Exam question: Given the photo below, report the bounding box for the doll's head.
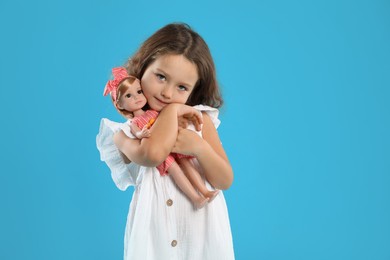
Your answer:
[104,67,146,118]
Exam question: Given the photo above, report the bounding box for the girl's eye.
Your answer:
[125,94,132,98]
[156,73,166,81]
[137,90,143,94]
[178,85,188,91]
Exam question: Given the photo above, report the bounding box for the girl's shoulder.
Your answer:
[96,118,141,190]
[98,118,127,131]
[193,105,221,129]
[98,118,135,139]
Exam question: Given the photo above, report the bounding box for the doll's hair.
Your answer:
[125,23,223,108]
[113,77,139,119]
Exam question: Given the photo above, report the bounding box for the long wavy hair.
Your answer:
[125,23,223,108]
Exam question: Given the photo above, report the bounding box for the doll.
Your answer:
[103,67,219,208]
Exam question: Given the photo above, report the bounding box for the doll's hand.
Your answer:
[172,128,203,156]
[135,126,151,139]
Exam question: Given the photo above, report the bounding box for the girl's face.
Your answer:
[141,54,199,111]
[117,79,147,112]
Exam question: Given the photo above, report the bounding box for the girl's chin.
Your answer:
[149,104,164,111]
[150,101,168,111]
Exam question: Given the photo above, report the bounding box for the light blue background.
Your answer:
[1,0,389,259]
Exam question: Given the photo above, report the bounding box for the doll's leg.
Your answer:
[168,161,209,208]
[177,158,220,202]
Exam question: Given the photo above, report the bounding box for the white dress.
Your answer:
[96,105,235,260]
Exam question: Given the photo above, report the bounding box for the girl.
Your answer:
[97,23,234,259]
[103,66,219,208]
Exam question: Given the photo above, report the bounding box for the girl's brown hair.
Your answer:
[125,23,223,108]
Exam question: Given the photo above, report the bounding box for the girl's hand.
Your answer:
[172,128,203,156]
[178,116,196,129]
[175,104,203,131]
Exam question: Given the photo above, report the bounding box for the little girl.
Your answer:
[97,23,234,259]
[103,66,219,208]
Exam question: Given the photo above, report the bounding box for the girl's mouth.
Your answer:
[155,97,169,106]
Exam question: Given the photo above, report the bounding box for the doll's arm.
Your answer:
[130,121,151,139]
[173,113,233,190]
[114,104,203,167]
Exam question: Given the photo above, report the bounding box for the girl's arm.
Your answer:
[113,104,202,167]
[173,113,233,190]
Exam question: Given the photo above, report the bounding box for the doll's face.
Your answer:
[117,79,147,112]
[140,54,199,111]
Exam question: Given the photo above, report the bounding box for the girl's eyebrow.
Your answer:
[155,68,166,74]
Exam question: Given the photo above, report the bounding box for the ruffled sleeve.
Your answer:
[96,118,142,191]
[193,105,221,129]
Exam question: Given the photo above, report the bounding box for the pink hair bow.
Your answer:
[103,67,131,101]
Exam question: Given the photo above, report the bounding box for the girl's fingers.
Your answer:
[188,111,203,131]
[176,105,203,131]
[178,117,189,128]
[191,117,202,131]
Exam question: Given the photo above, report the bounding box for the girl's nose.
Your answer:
[161,85,173,99]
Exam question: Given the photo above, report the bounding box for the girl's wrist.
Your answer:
[161,103,181,116]
[164,103,178,109]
